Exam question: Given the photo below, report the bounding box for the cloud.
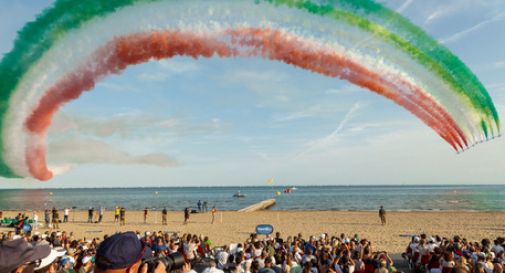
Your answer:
[96,82,138,92]
[48,138,178,167]
[217,69,289,94]
[441,11,505,44]
[158,59,200,73]
[495,61,505,69]
[396,0,414,13]
[50,112,223,139]
[137,58,201,82]
[294,103,361,158]
[137,72,170,82]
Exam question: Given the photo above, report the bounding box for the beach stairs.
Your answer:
[238,199,276,212]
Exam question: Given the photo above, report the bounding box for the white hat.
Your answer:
[12,235,22,240]
[56,232,62,236]
[35,248,66,270]
[414,237,420,242]
[146,231,151,236]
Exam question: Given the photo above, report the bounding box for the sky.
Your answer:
[0,0,504,188]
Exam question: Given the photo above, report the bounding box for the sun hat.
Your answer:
[35,247,67,270]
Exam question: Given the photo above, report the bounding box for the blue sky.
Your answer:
[0,0,504,188]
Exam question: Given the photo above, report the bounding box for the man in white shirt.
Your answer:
[64,208,70,223]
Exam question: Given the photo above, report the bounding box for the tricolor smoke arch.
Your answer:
[0,0,499,181]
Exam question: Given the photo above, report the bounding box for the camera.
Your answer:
[143,252,185,273]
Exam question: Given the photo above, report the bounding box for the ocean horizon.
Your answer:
[1,184,504,211]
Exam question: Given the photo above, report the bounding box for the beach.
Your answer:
[2,210,504,253]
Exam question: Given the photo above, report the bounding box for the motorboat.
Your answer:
[233,191,246,198]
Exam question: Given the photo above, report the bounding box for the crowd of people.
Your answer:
[402,234,505,273]
[3,217,505,273]
[0,204,220,231]
[0,227,403,273]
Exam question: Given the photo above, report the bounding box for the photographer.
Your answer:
[93,232,185,273]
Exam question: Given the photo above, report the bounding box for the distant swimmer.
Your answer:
[379,205,386,226]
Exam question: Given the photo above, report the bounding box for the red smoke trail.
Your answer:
[25,29,464,180]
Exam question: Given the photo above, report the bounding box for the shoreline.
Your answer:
[1,209,504,212]
[2,210,504,253]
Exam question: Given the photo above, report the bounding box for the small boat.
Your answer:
[233,191,246,198]
[283,186,297,193]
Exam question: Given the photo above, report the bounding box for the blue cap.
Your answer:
[95,232,152,270]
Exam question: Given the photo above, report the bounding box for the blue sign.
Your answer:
[256,224,273,234]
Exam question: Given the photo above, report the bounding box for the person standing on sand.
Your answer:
[32,211,38,230]
[198,200,202,212]
[87,207,94,223]
[379,205,386,225]
[162,207,168,225]
[184,207,190,224]
[211,206,217,224]
[44,209,50,228]
[98,206,104,223]
[120,207,126,226]
[52,207,60,229]
[114,206,120,222]
[203,201,208,212]
[144,207,148,224]
[63,208,69,223]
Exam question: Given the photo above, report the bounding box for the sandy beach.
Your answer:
[2,210,505,253]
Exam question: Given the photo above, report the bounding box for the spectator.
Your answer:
[0,238,51,273]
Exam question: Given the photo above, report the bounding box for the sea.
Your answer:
[0,185,504,211]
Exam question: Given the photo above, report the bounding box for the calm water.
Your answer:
[0,185,504,211]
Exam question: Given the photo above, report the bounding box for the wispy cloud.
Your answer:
[96,82,138,92]
[217,69,290,96]
[137,59,201,82]
[50,112,224,139]
[294,103,361,158]
[48,138,178,167]
[396,0,414,13]
[441,11,505,44]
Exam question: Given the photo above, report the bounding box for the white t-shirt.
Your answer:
[217,251,230,269]
[64,209,69,216]
[185,243,197,260]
